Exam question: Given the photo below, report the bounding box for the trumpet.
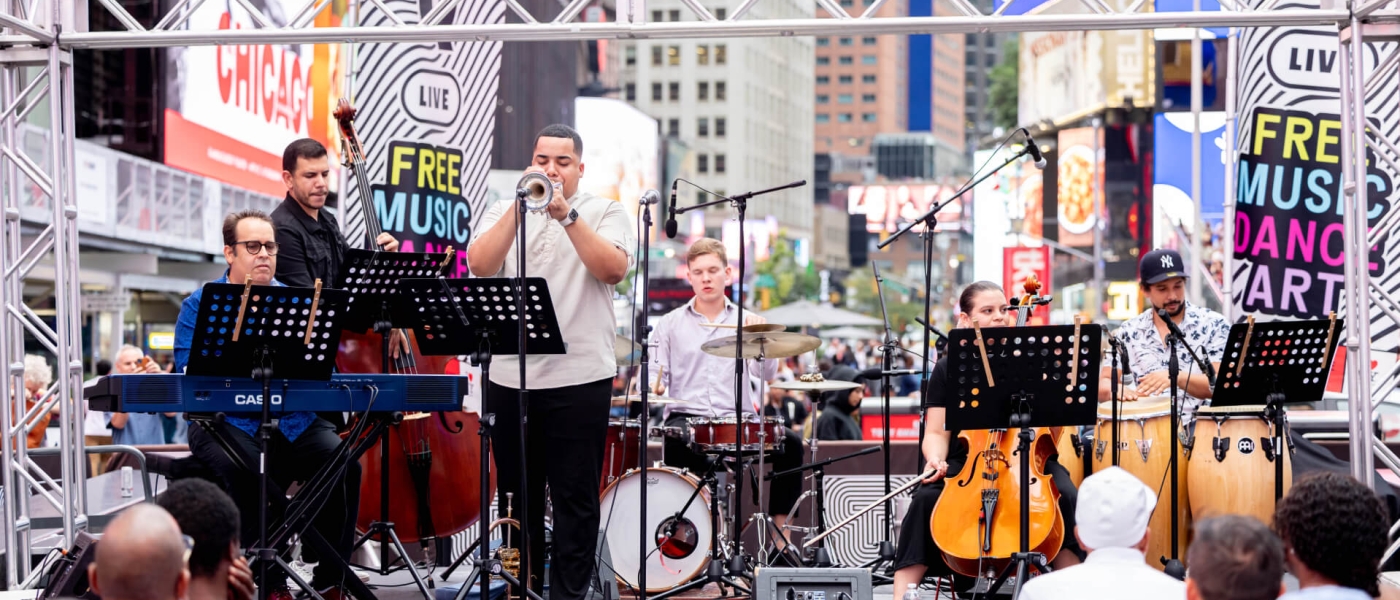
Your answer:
[516,172,555,212]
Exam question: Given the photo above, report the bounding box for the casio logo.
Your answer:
[233,394,283,406]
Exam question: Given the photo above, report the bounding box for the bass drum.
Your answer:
[598,468,711,592]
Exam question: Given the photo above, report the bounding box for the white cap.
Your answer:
[1075,466,1156,550]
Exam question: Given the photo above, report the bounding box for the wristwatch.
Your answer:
[559,208,579,227]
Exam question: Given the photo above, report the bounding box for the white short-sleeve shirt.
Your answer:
[470,191,635,390]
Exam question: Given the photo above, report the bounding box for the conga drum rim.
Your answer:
[1097,396,1173,419]
[1195,404,1269,417]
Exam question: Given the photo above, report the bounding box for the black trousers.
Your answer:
[486,378,611,600]
[662,413,804,517]
[892,454,1082,576]
[188,416,361,590]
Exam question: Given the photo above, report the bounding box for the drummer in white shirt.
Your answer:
[650,237,803,552]
[1019,466,1186,599]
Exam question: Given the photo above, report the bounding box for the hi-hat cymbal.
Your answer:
[615,335,642,366]
[612,395,684,405]
[699,322,788,334]
[771,379,862,392]
[700,331,821,360]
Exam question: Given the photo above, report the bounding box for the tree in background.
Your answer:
[841,266,935,334]
[989,37,1020,131]
[754,236,821,309]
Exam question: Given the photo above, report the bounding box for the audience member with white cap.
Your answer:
[1018,466,1186,600]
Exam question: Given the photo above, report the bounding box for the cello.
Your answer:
[332,100,494,558]
[929,276,1064,577]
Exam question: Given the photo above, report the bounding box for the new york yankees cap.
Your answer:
[1139,248,1188,285]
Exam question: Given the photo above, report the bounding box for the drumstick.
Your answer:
[700,323,738,329]
[804,468,936,547]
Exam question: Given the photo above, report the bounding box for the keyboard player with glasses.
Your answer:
[172,209,360,599]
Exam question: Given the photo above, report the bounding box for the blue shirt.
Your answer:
[1280,586,1373,600]
[174,272,315,442]
[108,412,168,446]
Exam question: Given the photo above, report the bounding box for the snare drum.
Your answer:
[686,415,784,454]
[1188,405,1291,524]
[599,467,712,592]
[601,419,643,492]
[1092,397,1191,570]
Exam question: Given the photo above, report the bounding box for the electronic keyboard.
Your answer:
[84,373,467,414]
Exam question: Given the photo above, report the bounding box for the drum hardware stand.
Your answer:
[672,178,807,582]
[860,264,901,584]
[652,459,751,599]
[770,443,881,567]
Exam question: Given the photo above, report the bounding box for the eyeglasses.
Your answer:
[233,241,279,256]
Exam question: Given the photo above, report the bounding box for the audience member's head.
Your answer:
[1186,515,1285,600]
[1275,472,1389,596]
[95,359,112,377]
[23,353,51,397]
[88,504,189,600]
[157,480,241,587]
[1074,466,1155,554]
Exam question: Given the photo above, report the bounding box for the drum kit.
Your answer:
[598,324,867,594]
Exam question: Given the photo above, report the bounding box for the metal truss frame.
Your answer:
[3,0,1400,585]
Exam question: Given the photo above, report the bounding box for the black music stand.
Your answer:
[397,276,565,600]
[187,281,353,600]
[1212,315,1343,503]
[946,322,1100,598]
[336,249,449,598]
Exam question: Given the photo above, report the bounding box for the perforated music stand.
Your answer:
[396,277,567,357]
[945,322,1100,598]
[397,276,564,600]
[1211,315,1343,502]
[185,282,349,381]
[337,248,451,334]
[186,281,351,600]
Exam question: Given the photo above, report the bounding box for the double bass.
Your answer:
[929,276,1064,577]
[332,100,494,555]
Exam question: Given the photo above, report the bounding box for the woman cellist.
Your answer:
[891,281,1112,593]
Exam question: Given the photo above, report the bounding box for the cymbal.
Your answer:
[700,331,821,360]
[612,395,684,405]
[699,322,788,334]
[771,379,862,392]
[615,335,642,366]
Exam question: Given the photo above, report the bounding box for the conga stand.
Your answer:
[186,280,354,600]
[338,248,449,599]
[397,276,566,600]
[945,320,1100,599]
[1212,315,1343,505]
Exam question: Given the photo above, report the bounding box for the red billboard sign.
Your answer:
[1003,246,1052,325]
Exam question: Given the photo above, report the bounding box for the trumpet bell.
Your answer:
[517,172,554,212]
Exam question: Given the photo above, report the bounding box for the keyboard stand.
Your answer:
[187,411,389,600]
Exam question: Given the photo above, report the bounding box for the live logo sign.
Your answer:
[1003,246,1052,325]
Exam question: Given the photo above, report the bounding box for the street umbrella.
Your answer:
[759,300,883,328]
[818,326,882,341]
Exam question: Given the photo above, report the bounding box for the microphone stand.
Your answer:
[634,190,660,599]
[861,263,898,582]
[673,179,805,581]
[1163,328,1186,580]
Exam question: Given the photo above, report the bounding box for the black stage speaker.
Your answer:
[753,567,871,600]
[39,531,99,600]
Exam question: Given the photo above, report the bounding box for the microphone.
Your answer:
[858,367,919,379]
[640,189,661,205]
[664,180,679,239]
[1156,308,1217,382]
[1022,129,1048,169]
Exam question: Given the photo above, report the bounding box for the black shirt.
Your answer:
[816,409,862,441]
[921,357,969,472]
[271,195,352,289]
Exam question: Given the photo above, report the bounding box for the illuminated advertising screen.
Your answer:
[574,97,660,217]
[847,183,964,234]
[164,1,344,197]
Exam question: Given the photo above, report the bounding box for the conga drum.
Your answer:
[1092,397,1191,569]
[1188,405,1291,525]
[1054,427,1086,488]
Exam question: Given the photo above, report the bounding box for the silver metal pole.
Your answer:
[1221,26,1237,321]
[1340,21,1376,486]
[60,43,87,528]
[1092,118,1104,320]
[1189,16,1204,307]
[47,35,76,546]
[0,56,23,590]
